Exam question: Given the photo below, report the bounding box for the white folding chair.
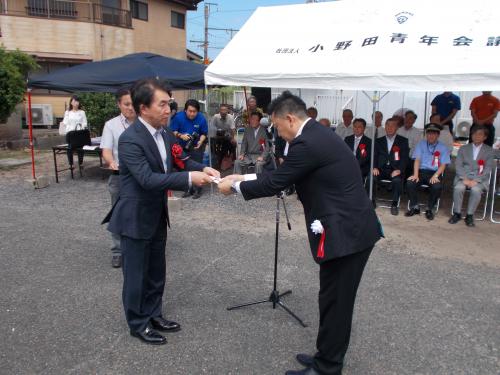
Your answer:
[490,159,500,223]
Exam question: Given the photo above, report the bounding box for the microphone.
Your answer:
[260,117,274,139]
[259,116,271,128]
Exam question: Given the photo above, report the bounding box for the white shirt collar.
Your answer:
[139,116,161,137]
[355,135,363,140]
[472,143,483,150]
[295,117,311,139]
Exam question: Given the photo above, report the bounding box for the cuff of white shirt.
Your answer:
[234,173,257,194]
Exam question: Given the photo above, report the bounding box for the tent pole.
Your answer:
[206,85,214,195]
[363,90,379,201]
[423,91,429,125]
[243,86,250,125]
[27,89,36,181]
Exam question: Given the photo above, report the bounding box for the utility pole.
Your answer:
[203,2,217,64]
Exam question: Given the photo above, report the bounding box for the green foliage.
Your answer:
[0,47,38,123]
[78,92,119,135]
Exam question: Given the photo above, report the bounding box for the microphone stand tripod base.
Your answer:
[227,289,307,327]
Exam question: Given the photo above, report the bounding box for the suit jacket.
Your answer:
[240,119,382,264]
[374,135,409,173]
[344,134,372,177]
[103,119,204,240]
[454,143,495,189]
[241,126,270,160]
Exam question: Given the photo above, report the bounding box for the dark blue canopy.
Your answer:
[28,52,206,92]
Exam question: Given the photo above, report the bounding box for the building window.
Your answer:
[130,0,148,21]
[171,11,185,29]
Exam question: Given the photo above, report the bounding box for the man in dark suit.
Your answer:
[219,91,382,375]
[372,118,410,215]
[344,117,371,186]
[103,79,218,345]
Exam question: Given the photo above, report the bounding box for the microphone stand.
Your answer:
[227,126,307,327]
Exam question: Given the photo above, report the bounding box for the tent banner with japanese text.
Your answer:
[205,0,500,91]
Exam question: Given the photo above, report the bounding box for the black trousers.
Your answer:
[313,246,373,375]
[66,147,84,166]
[406,169,442,210]
[373,168,402,203]
[121,218,167,333]
[469,123,495,146]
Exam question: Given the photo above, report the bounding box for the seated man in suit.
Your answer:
[372,117,410,216]
[344,118,371,187]
[234,111,270,174]
[406,123,451,220]
[449,125,495,227]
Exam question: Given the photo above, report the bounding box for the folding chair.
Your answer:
[375,178,401,209]
[407,172,444,213]
[451,172,492,221]
[490,159,500,223]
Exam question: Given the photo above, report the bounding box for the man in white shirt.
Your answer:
[366,110,386,139]
[210,104,236,169]
[100,88,136,268]
[397,110,423,177]
[334,108,354,140]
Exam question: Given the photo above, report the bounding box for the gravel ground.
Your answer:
[0,164,499,375]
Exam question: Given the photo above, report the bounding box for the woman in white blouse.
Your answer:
[61,95,87,166]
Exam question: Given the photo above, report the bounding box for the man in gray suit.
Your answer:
[234,111,270,174]
[449,125,494,227]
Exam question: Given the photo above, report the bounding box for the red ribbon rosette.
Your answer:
[259,138,266,152]
[392,145,400,161]
[171,143,189,169]
[478,159,485,175]
[432,150,441,167]
[359,143,367,157]
[311,220,325,259]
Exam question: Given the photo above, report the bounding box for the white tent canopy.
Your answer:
[205,0,500,91]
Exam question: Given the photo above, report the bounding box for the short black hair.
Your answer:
[471,124,489,137]
[131,78,171,115]
[386,117,399,125]
[250,110,263,120]
[184,99,200,112]
[268,90,307,118]
[405,110,417,120]
[372,110,383,118]
[307,107,318,116]
[115,88,131,102]
[353,118,367,127]
[343,108,353,116]
[69,95,81,110]
[219,103,229,109]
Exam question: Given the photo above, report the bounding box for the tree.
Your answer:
[0,47,38,123]
[78,92,119,135]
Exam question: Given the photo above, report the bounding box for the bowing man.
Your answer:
[219,91,382,375]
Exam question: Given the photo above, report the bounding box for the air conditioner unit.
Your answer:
[26,104,54,126]
[455,118,472,140]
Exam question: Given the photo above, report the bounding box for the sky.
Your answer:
[186,0,330,60]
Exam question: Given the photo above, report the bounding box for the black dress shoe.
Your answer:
[405,207,420,217]
[151,317,181,332]
[285,367,320,375]
[192,191,202,199]
[181,191,192,198]
[296,353,314,367]
[130,327,166,345]
[425,210,434,220]
[448,213,461,224]
[465,214,475,227]
[390,204,399,216]
[111,254,121,268]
